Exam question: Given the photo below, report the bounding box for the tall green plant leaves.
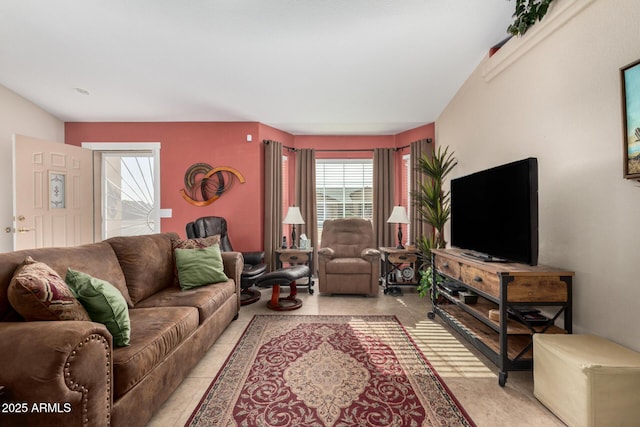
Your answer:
[412,146,457,296]
[417,146,457,182]
[413,145,457,250]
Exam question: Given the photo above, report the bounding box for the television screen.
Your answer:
[450,157,538,265]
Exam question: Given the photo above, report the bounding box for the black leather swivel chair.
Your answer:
[186,216,267,305]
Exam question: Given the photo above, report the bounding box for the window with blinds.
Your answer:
[315,159,373,238]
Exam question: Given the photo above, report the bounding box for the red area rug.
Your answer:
[186,315,474,426]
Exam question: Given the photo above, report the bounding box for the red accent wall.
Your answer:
[64,121,434,250]
[395,123,435,146]
[395,123,435,204]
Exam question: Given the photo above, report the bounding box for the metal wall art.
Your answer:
[181,163,245,206]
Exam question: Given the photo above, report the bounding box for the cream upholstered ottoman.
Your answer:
[533,334,640,427]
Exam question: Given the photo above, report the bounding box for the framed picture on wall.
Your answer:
[621,58,640,180]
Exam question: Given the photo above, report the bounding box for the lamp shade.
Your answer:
[386,206,410,224]
[283,206,305,224]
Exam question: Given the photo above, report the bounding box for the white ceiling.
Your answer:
[0,0,514,135]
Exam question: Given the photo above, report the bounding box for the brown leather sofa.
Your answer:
[317,218,381,296]
[0,232,242,427]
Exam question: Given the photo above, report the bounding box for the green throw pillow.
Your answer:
[65,268,131,347]
[174,244,228,291]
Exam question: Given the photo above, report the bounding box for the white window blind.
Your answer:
[315,159,373,237]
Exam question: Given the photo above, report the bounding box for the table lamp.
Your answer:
[386,206,410,249]
[283,206,305,248]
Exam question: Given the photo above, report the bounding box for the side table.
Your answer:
[275,248,315,294]
[379,247,420,295]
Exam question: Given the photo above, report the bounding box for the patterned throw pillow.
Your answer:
[8,256,91,321]
[171,235,221,285]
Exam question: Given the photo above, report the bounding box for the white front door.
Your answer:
[12,134,94,250]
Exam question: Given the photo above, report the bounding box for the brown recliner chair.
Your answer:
[317,218,381,296]
[186,216,267,305]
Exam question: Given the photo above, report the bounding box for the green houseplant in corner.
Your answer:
[413,146,457,297]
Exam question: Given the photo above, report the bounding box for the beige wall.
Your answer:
[436,0,640,350]
[0,84,64,252]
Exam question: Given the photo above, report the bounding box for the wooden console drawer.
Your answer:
[507,276,569,303]
[388,253,418,264]
[460,265,500,298]
[434,256,461,280]
[279,252,310,265]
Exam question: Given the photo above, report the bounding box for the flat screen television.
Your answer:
[450,157,538,265]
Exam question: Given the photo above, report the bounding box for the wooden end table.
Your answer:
[379,247,420,295]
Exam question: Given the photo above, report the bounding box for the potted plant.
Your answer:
[412,146,457,297]
[508,0,555,36]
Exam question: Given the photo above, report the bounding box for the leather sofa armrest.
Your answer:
[361,248,381,262]
[242,251,265,265]
[221,251,243,309]
[0,321,112,426]
[317,247,335,260]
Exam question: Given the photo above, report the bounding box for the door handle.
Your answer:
[4,227,33,233]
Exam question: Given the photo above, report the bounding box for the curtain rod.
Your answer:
[317,145,418,152]
[262,143,373,153]
[395,138,432,151]
[315,148,373,152]
[263,138,431,152]
[262,140,296,151]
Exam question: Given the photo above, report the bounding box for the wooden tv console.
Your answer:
[429,248,574,386]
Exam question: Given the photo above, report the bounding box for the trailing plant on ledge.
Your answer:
[508,0,555,36]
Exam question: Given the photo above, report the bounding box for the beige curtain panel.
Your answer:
[295,149,318,250]
[373,148,395,248]
[410,139,433,245]
[263,140,283,270]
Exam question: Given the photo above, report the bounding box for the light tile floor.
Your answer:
[147,286,565,427]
